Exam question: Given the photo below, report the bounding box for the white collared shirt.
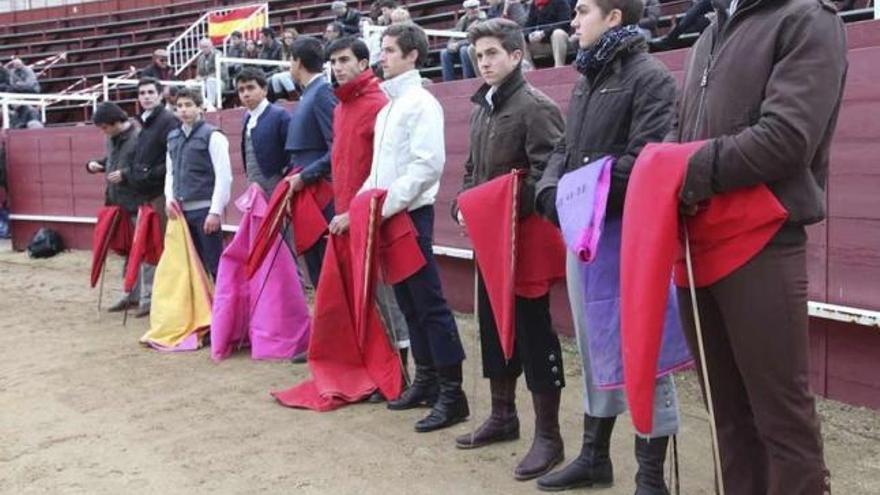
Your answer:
[164,120,233,216]
[245,98,270,136]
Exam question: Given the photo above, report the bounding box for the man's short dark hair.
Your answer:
[166,85,180,97]
[235,67,268,88]
[137,77,163,93]
[93,102,129,125]
[261,27,276,38]
[326,36,371,62]
[290,36,325,73]
[382,23,429,67]
[176,87,204,107]
[467,18,525,53]
[231,30,243,39]
[593,0,646,26]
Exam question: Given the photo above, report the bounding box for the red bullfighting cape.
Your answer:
[620,141,787,434]
[123,204,163,293]
[271,190,424,411]
[246,175,333,278]
[90,206,132,287]
[211,185,311,361]
[457,170,566,360]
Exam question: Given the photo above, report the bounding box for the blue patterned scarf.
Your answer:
[575,25,643,77]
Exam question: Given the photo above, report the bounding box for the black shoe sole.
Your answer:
[536,480,613,492]
[413,414,468,433]
[454,429,520,450]
[513,452,565,481]
[386,396,438,411]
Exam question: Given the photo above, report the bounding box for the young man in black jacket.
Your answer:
[127,77,179,317]
[535,0,680,493]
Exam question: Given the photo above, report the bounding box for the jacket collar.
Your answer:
[380,69,422,100]
[112,121,137,144]
[335,70,381,103]
[586,35,647,85]
[471,67,526,111]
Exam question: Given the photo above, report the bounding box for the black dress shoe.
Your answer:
[107,299,137,313]
[387,364,438,410]
[290,350,308,364]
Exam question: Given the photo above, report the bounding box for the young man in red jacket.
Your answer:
[326,37,412,391]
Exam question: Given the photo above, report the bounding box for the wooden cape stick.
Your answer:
[683,223,725,495]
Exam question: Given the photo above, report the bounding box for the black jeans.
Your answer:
[183,207,223,280]
[302,201,334,287]
[392,206,465,368]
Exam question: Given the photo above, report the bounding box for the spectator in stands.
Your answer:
[9,105,43,129]
[86,102,146,312]
[534,0,680,491]
[331,1,362,35]
[440,0,487,82]
[118,77,179,318]
[652,0,712,49]
[487,0,529,26]
[324,22,344,47]
[226,31,247,86]
[389,7,412,24]
[638,0,661,40]
[260,27,284,68]
[5,58,40,94]
[243,38,262,69]
[268,29,301,101]
[164,88,232,280]
[195,38,220,111]
[374,0,400,26]
[523,0,573,68]
[236,67,291,197]
[164,85,179,112]
[284,36,338,287]
[142,49,173,81]
[0,65,11,92]
[452,18,567,480]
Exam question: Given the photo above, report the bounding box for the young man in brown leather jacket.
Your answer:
[671,0,847,493]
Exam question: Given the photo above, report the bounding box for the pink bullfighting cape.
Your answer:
[457,170,566,361]
[211,184,311,361]
[621,141,788,435]
[272,189,424,411]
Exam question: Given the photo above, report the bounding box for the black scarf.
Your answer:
[575,25,643,77]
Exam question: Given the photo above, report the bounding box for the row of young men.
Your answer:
[87,0,846,492]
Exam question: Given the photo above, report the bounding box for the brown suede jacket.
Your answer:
[673,0,848,228]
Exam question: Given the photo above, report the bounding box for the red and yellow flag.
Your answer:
[208,6,265,45]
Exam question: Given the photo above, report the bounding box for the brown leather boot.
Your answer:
[455,376,520,449]
[514,389,564,480]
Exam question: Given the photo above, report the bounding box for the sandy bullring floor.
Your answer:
[1,242,878,494]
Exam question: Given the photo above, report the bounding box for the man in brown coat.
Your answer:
[452,18,567,481]
[671,0,847,493]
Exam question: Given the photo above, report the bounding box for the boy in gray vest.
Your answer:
[163,89,233,279]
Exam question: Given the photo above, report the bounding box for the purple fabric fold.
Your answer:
[211,184,312,362]
[556,156,613,263]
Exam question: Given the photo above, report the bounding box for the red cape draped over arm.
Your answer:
[457,171,566,361]
[620,142,787,434]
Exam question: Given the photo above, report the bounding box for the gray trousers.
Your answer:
[375,282,410,349]
[566,252,680,438]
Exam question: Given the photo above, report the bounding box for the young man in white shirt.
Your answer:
[355,23,469,433]
[164,88,233,280]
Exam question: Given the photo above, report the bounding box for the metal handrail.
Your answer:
[212,56,332,109]
[100,76,205,102]
[0,91,99,129]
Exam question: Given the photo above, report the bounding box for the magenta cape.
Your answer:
[211,184,311,361]
[621,142,787,434]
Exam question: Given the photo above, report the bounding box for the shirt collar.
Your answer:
[248,98,270,120]
[380,69,422,100]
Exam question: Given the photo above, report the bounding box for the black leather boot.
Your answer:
[634,436,670,495]
[387,364,438,410]
[414,365,469,433]
[514,389,564,480]
[455,376,519,449]
[536,414,615,491]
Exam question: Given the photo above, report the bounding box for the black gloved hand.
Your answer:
[536,187,559,227]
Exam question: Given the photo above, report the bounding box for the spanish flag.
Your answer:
[208,6,266,46]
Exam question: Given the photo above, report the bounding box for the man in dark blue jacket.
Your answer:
[236,68,291,196]
[284,36,338,288]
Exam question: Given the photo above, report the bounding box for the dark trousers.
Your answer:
[303,202,334,287]
[677,243,829,495]
[183,207,223,280]
[392,206,465,368]
[477,275,564,393]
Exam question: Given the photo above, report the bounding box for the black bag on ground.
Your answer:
[27,227,64,258]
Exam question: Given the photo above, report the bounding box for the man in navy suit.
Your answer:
[236,68,291,197]
[285,36,338,288]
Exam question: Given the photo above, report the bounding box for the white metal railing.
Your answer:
[0,91,99,129]
[875,1,878,20]
[211,56,331,110]
[100,76,204,102]
[166,3,269,77]
[362,24,467,64]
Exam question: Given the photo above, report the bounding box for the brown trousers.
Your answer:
[676,243,830,495]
